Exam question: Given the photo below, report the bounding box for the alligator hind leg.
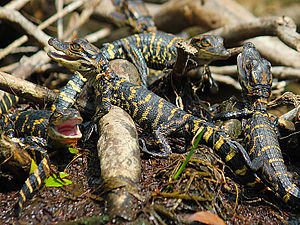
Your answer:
[147,117,193,157]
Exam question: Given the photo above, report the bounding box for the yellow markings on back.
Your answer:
[152,98,164,128]
[21,114,30,132]
[1,98,8,112]
[137,105,152,124]
[38,129,42,137]
[259,145,280,154]
[149,32,156,56]
[251,124,269,133]
[138,93,152,105]
[134,34,141,48]
[203,126,213,143]
[285,184,296,193]
[32,118,45,127]
[58,92,74,104]
[120,91,126,101]
[155,38,163,58]
[167,37,180,49]
[33,166,42,186]
[182,113,190,121]
[25,179,34,193]
[68,80,82,93]
[167,108,179,121]
[249,134,264,155]
[225,148,237,162]
[191,121,200,134]
[268,158,284,164]
[234,165,248,176]
[124,100,131,113]
[42,158,50,176]
[102,97,111,103]
[96,72,106,81]
[127,87,137,100]
[131,101,139,118]
[20,189,26,202]
[214,136,224,150]
[283,193,291,202]
[106,44,115,59]
[124,38,139,60]
[7,94,15,105]
[246,177,261,187]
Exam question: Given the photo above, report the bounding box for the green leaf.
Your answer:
[68,147,79,154]
[29,159,38,174]
[45,172,72,187]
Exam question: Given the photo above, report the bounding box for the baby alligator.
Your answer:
[100,32,230,86]
[48,37,265,190]
[1,108,82,215]
[214,42,300,208]
[112,0,157,33]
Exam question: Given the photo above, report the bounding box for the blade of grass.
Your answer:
[167,127,205,188]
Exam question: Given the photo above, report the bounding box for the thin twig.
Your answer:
[4,0,30,10]
[85,28,111,43]
[0,7,50,46]
[62,0,103,40]
[211,73,241,90]
[56,0,64,39]
[0,1,84,60]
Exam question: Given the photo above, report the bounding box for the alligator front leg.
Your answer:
[121,42,148,87]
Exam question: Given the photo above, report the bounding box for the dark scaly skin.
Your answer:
[48,37,266,191]
[0,108,83,216]
[51,71,87,111]
[12,138,51,217]
[0,92,18,115]
[112,0,157,33]
[101,32,230,86]
[214,42,300,208]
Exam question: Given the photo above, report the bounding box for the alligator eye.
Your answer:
[70,43,81,51]
[245,62,252,72]
[200,39,210,47]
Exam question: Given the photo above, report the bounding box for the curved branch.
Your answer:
[205,16,300,51]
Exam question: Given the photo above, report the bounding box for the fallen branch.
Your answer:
[96,59,141,221]
[205,16,300,51]
[153,0,300,68]
[0,134,32,184]
[0,71,57,104]
[210,65,300,80]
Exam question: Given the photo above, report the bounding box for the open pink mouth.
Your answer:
[48,52,80,61]
[55,119,82,137]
